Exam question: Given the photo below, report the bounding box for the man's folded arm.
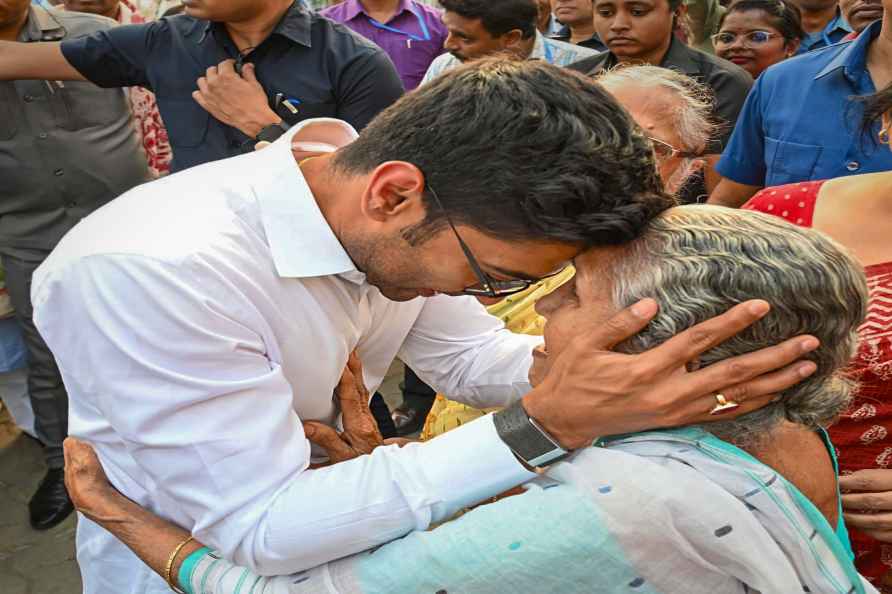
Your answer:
[398,294,542,410]
[33,255,534,576]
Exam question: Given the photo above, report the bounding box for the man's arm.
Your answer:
[710,75,768,204]
[0,41,85,81]
[709,177,763,207]
[398,295,541,410]
[34,255,535,576]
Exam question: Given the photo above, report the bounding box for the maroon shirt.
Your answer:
[321,0,447,90]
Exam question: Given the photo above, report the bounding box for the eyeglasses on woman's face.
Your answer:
[648,137,698,161]
[711,30,781,48]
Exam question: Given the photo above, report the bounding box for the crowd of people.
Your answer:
[1,0,891,592]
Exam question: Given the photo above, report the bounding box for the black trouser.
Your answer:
[401,367,436,417]
[369,392,396,438]
[2,251,67,470]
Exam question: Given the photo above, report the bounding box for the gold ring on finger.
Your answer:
[709,393,740,416]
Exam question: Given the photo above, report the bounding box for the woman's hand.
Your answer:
[304,352,412,465]
[840,469,892,542]
[63,437,117,522]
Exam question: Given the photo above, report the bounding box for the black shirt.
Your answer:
[567,36,753,151]
[60,2,404,172]
[550,26,607,52]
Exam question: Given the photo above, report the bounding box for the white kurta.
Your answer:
[32,120,539,594]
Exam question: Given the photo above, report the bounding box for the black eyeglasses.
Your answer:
[426,185,562,298]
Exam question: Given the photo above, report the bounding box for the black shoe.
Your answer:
[29,468,74,531]
[391,404,425,437]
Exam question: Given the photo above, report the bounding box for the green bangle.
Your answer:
[177,546,212,594]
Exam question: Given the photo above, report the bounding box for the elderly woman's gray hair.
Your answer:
[597,65,715,157]
[607,206,869,447]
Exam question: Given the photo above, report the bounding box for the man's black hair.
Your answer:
[334,59,672,248]
[719,0,805,41]
[439,0,538,40]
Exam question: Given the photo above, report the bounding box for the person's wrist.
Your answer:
[245,109,282,138]
[74,484,127,523]
[521,388,578,451]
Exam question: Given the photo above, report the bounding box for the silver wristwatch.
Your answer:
[493,400,570,468]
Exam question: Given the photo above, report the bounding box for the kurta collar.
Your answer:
[253,119,363,282]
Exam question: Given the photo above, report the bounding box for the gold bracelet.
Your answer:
[164,535,195,594]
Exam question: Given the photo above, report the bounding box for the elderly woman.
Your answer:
[598,65,714,204]
[423,67,718,439]
[64,205,877,593]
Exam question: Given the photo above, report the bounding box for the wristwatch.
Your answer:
[255,120,289,144]
[493,400,570,468]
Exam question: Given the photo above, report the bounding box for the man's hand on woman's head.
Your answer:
[304,352,412,466]
[522,298,820,450]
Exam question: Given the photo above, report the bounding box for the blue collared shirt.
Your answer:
[60,2,404,173]
[717,20,892,188]
[797,9,853,54]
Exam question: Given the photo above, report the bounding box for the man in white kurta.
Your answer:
[33,120,541,594]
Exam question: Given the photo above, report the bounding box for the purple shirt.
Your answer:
[321,0,447,90]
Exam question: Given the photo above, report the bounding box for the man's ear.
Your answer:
[360,161,427,224]
[501,29,526,54]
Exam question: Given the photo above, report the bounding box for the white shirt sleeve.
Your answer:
[398,294,542,410]
[32,255,535,576]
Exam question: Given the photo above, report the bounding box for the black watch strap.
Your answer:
[493,400,569,468]
[255,121,289,143]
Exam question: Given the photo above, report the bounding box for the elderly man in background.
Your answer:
[0,0,149,530]
[421,0,597,84]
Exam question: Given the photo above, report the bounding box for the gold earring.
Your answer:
[879,126,891,145]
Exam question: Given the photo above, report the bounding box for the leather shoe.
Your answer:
[29,468,74,531]
[391,404,424,437]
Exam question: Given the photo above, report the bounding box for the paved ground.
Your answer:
[0,361,406,594]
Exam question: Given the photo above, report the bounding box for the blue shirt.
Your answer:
[797,9,853,54]
[717,20,892,188]
[60,2,404,172]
